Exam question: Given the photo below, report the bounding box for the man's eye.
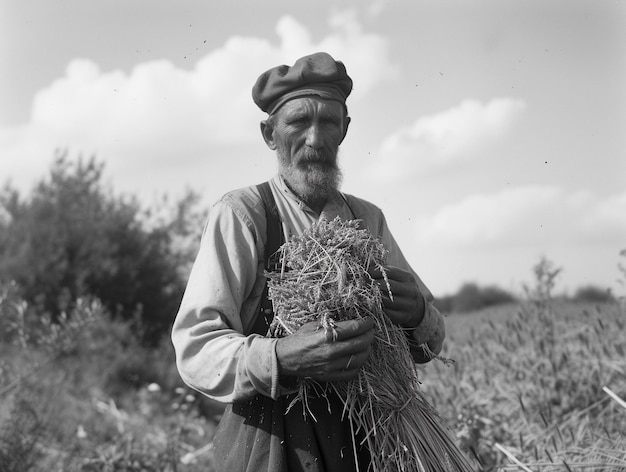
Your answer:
[287,118,307,126]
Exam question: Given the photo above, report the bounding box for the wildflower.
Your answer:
[76,424,87,439]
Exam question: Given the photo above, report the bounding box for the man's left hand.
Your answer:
[368,265,425,328]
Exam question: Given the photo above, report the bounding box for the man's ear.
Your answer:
[339,116,351,145]
[260,120,277,150]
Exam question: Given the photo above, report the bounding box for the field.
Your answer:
[419,299,626,470]
[1,284,625,471]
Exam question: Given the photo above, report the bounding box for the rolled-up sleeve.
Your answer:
[171,198,291,403]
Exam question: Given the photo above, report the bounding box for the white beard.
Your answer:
[278,149,343,205]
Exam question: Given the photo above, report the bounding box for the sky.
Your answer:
[1,0,625,298]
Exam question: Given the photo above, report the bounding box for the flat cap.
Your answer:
[252,52,353,114]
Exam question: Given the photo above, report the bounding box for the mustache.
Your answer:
[298,149,337,165]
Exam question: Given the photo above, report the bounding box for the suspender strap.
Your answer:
[250,183,355,336]
[257,181,283,270]
[339,192,357,220]
[248,181,284,336]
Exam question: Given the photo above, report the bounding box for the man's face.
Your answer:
[266,97,349,204]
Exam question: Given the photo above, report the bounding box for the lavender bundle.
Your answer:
[266,216,476,472]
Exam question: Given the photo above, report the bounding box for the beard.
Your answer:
[278,148,343,205]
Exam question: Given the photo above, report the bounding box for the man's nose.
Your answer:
[305,124,323,149]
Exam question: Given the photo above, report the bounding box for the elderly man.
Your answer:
[172,52,445,472]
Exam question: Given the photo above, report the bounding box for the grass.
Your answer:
[0,290,222,471]
[418,299,626,470]
[1,253,625,470]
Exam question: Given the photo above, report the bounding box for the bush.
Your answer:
[572,285,615,303]
[434,282,517,314]
[0,284,218,471]
[0,398,43,472]
[0,152,204,343]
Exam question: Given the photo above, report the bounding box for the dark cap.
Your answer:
[252,52,353,114]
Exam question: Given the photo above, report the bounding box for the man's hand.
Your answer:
[369,265,446,360]
[368,266,425,328]
[275,318,375,382]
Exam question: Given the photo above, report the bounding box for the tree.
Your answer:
[434,282,517,313]
[572,285,615,303]
[0,151,193,343]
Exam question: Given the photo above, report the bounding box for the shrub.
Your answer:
[572,285,615,303]
[0,398,44,472]
[1,284,218,471]
[0,152,204,343]
[434,283,516,314]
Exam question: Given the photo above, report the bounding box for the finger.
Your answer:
[339,348,372,372]
[367,265,384,279]
[382,307,414,326]
[428,336,444,356]
[293,320,325,335]
[322,348,372,381]
[382,278,417,296]
[323,323,375,362]
[345,354,356,370]
[331,317,375,342]
[383,266,414,282]
[368,265,412,283]
[380,292,416,311]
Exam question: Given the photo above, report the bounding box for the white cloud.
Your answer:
[365,0,389,18]
[364,98,526,182]
[321,9,398,93]
[414,186,626,248]
[0,12,394,200]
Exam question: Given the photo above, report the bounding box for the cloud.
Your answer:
[365,0,389,18]
[413,186,626,248]
[0,12,394,199]
[320,10,399,93]
[363,98,526,182]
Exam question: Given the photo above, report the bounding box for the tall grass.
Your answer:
[418,257,626,470]
[0,284,220,471]
[1,253,624,470]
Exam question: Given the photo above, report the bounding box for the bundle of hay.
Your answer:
[266,216,476,472]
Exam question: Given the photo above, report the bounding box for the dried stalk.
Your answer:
[267,217,476,472]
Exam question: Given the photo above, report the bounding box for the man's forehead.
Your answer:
[277,97,344,116]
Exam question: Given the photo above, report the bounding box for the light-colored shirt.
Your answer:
[172,175,435,403]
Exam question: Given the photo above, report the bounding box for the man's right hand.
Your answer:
[275,317,375,382]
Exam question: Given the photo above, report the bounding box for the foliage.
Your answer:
[0,151,205,343]
[0,398,44,472]
[617,249,626,311]
[523,256,562,309]
[1,166,624,472]
[572,285,615,303]
[419,257,626,471]
[0,282,219,471]
[435,283,517,314]
[140,189,208,284]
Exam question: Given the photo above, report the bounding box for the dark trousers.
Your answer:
[213,389,370,472]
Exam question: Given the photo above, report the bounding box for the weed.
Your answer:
[419,256,626,471]
[2,249,625,471]
[0,398,44,472]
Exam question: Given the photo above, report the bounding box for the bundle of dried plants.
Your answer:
[267,216,476,472]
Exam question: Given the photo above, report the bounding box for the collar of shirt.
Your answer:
[270,174,355,239]
[274,174,317,214]
[273,174,353,219]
